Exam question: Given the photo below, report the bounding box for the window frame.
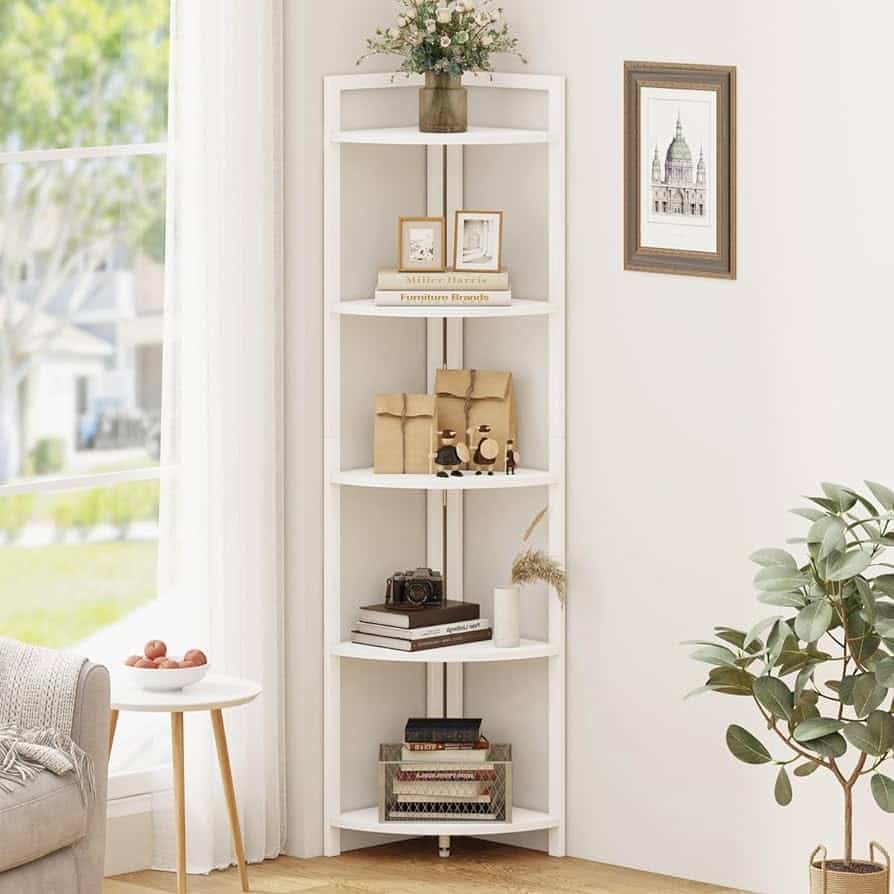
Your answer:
[0,139,170,798]
[0,138,168,503]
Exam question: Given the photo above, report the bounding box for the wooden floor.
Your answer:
[105,838,750,894]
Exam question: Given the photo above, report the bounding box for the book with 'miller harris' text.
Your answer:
[377,269,510,290]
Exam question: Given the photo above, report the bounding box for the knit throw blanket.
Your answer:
[0,637,94,799]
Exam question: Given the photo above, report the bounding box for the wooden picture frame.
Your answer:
[453,210,504,273]
[624,61,736,279]
[398,216,446,273]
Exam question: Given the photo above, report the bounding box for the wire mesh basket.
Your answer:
[378,743,512,822]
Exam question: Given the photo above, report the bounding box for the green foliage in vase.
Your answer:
[358,0,525,78]
[686,481,894,865]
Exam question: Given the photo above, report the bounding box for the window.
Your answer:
[0,1,170,784]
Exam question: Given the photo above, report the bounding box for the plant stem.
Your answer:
[752,699,832,766]
[844,783,853,865]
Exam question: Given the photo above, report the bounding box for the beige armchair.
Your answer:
[0,661,110,894]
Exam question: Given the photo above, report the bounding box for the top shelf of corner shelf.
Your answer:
[331,125,552,146]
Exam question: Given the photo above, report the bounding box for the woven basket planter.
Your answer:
[809,843,890,894]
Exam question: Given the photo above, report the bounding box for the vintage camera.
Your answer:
[385,567,445,609]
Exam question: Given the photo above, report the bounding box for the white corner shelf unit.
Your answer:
[323,72,566,858]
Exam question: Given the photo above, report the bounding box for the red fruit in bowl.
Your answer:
[135,658,158,669]
[178,661,196,669]
[158,659,180,669]
[183,649,207,666]
[144,640,167,660]
[124,655,142,667]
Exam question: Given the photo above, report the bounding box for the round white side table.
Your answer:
[109,674,262,894]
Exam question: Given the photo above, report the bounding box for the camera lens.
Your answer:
[406,581,432,605]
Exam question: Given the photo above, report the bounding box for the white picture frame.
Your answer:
[453,210,504,273]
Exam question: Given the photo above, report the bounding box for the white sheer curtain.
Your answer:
[157,0,285,872]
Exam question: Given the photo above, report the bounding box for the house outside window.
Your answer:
[0,0,171,787]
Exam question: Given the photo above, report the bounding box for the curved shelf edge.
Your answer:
[331,805,559,836]
[331,125,551,146]
[333,299,557,319]
[331,638,558,663]
[333,468,556,491]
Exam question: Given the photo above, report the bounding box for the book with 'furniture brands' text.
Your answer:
[374,289,511,307]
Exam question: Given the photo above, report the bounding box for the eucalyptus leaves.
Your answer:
[687,481,894,865]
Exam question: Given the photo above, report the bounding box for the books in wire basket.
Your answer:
[378,739,512,823]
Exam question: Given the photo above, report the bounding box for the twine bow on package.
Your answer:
[374,393,437,474]
[434,369,517,470]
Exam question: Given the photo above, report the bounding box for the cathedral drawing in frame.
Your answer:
[624,61,736,279]
[649,112,707,219]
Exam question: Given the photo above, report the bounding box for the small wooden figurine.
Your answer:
[431,429,469,478]
[467,424,500,476]
[505,438,519,475]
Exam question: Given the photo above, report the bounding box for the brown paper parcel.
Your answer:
[374,394,437,474]
[434,369,517,469]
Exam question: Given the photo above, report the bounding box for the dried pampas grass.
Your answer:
[511,508,567,604]
[511,548,567,604]
[522,506,548,543]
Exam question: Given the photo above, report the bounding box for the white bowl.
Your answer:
[122,661,209,692]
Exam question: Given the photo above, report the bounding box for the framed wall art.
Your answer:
[624,61,736,279]
[453,210,504,273]
[398,216,446,273]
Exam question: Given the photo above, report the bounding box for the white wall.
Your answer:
[284,2,894,891]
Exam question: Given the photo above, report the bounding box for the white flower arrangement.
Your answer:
[358,0,525,78]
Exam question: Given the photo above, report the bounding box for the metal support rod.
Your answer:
[442,490,448,718]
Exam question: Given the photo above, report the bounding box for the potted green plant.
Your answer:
[686,481,894,893]
[358,0,526,133]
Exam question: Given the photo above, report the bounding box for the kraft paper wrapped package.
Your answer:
[374,393,437,474]
[433,369,517,470]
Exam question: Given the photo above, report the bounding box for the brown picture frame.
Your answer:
[398,216,447,273]
[624,61,736,279]
[453,210,504,273]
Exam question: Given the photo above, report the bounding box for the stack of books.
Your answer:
[351,600,491,652]
[374,269,511,308]
[389,718,495,820]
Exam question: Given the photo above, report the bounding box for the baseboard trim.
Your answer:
[105,794,156,876]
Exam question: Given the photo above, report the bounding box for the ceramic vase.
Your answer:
[493,585,520,648]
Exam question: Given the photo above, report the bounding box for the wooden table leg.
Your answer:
[210,709,250,891]
[171,712,187,894]
[108,709,119,755]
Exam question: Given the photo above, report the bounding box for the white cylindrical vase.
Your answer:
[493,585,520,648]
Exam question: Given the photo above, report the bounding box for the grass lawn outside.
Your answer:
[0,540,158,648]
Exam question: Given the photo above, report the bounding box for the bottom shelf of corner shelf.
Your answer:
[332,805,558,837]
